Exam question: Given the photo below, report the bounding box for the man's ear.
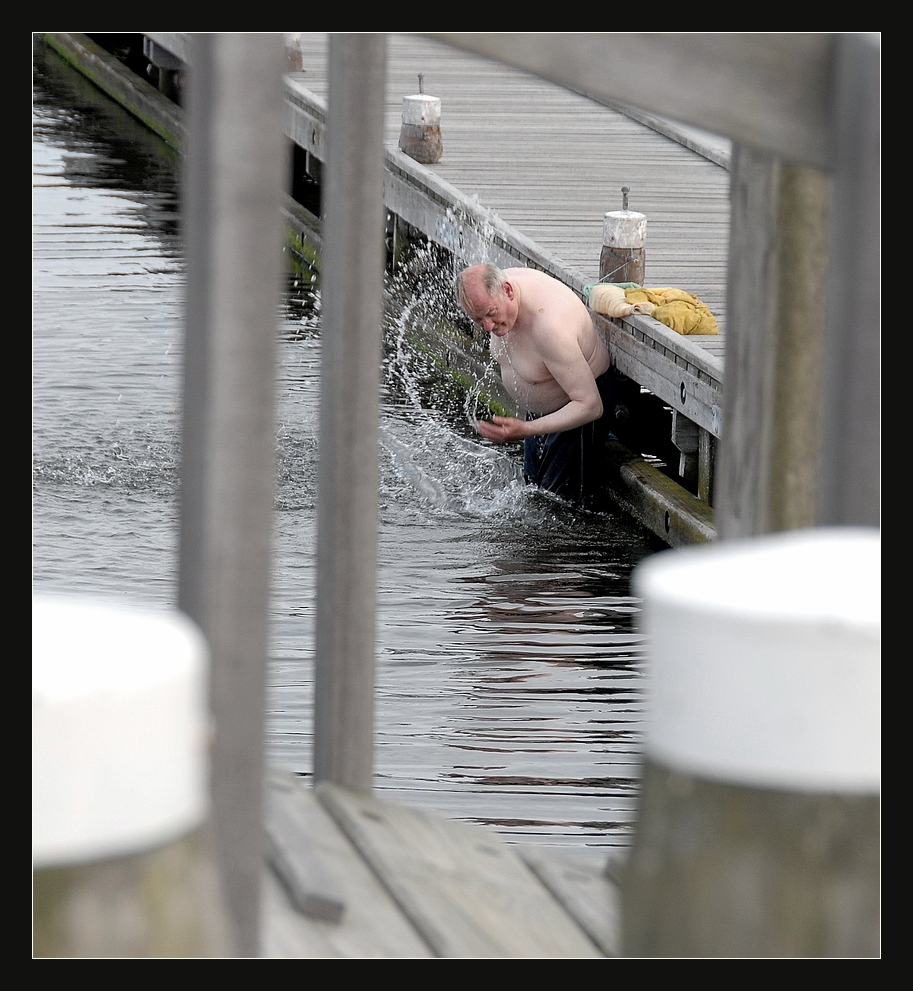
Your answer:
[502,281,515,300]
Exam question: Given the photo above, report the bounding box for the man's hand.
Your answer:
[476,415,528,444]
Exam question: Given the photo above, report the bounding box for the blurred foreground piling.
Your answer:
[32,596,234,957]
[623,528,880,957]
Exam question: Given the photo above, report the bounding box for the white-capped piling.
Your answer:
[32,595,234,957]
[398,74,442,164]
[622,528,881,957]
[600,187,646,284]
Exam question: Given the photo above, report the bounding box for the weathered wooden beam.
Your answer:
[713,146,830,539]
[817,32,880,527]
[601,439,716,546]
[265,774,347,923]
[426,33,836,171]
[521,849,622,958]
[313,34,388,790]
[598,315,722,438]
[178,33,289,956]
[261,777,435,957]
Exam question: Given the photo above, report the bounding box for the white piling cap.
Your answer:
[32,594,211,867]
[603,211,647,248]
[633,527,880,793]
[401,94,441,125]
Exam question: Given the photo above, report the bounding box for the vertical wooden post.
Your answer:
[313,34,388,791]
[178,33,289,956]
[398,79,443,164]
[713,145,830,540]
[600,190,646,285]
[697,430,715,506]
[714,40,879,541]
[817,33,880,527]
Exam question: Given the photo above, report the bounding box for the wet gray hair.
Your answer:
[455,263,505,311]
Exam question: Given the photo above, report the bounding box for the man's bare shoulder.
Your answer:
[508,267,555,287]
[507,269,566,305]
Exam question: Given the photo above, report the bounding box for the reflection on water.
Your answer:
[33,41,657,864]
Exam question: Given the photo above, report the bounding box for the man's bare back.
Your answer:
[457,264,610,444]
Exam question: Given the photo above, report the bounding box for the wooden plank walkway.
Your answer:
[262,772,622,958]
[290,33,731,330]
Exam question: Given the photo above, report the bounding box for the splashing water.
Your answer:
[379,415,526,517]
[378,239,537,519]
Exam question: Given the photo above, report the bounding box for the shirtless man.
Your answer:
[456,263,615,504]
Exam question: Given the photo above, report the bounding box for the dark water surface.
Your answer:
[32,43,659,864]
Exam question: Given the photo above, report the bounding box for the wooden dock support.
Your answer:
[714,146,831,539]
[818,33,880,528]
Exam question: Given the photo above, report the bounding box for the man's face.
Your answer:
[462,280,518,337]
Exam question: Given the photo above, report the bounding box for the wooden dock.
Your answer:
[140,31,729,543]
[287,32,731,324]
[263,773,621,958]
[284,33,730,532]
[292,32,729,533]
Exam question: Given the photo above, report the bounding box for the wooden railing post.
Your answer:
[178,33,289,956]
[713,145,831,540]
[313,34,388,791]
[817,32,880,527]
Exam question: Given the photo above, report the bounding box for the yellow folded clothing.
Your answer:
[588,284,719,336]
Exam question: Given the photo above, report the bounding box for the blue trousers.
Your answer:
[523,370,615,507]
